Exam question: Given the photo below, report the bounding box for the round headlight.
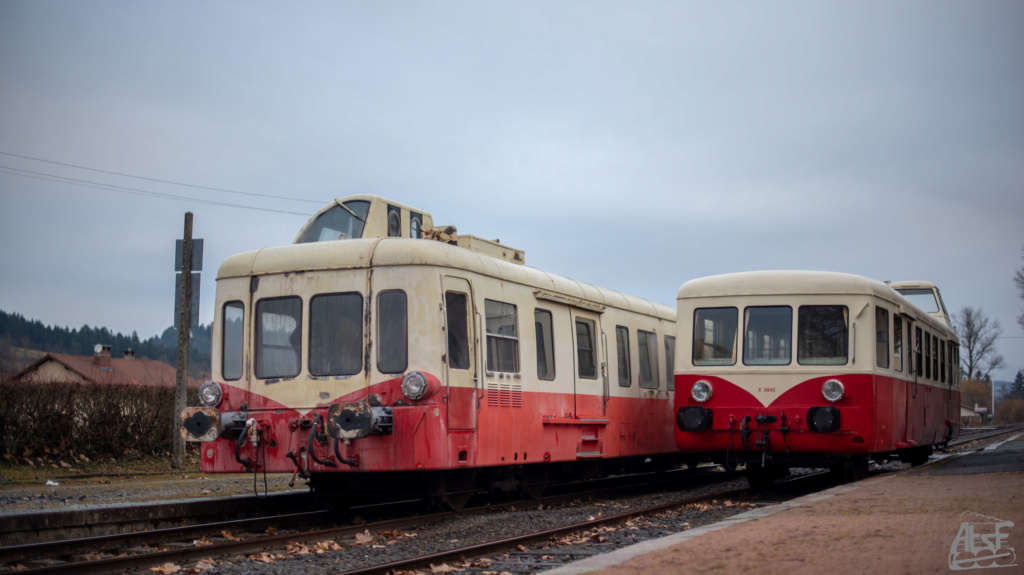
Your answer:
[199,380,223,407]
[691,380,713,403]
[402,371,429,401]
[822,379,845,402]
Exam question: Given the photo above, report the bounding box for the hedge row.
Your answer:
[0,379,198,460]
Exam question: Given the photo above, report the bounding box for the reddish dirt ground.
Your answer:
[590,471,1023,575]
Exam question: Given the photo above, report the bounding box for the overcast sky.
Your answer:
[1,1,1022,380]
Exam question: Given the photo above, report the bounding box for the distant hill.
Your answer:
[0,309,210,378]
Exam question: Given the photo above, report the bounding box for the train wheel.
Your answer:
[431,470,476,511]
[830,455,868,483]
[745,463,786,490]
[517,467,547,500]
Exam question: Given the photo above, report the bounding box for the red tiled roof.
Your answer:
[16,353,202,388]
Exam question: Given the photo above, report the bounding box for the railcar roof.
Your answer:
[219,238,674,320]
[677,270,894,299]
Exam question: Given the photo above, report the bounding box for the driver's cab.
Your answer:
[889,280,954,330]
[294,195,435,243]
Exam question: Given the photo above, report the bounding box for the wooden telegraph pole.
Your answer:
[173,213,193,469]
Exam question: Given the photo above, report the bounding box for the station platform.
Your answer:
[548,434,1024,574]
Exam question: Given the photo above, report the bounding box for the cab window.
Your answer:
[797,305,848,365]
[255,297,302,379]
[744,306,791,366]
[693,307,737,366]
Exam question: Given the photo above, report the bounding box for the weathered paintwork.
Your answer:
[188,197,678,482]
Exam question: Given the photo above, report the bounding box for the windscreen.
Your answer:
[296,200,370,243]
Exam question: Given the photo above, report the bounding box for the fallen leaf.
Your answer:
[150,563,181,574]
[429,564,458,573]
[516,544,528,552]
[247,552,276,563]
[193,537,211,547]
[354,529,374,545]
[264,527,278,536]
[220,531,240,541]
[286,542,309,555]
[314,540,344,553]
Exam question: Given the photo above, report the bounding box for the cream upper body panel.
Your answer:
[220,237,674,321]
[677,270,955,340]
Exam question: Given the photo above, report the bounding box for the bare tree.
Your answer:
[1015,245,1024,332]
[955,307,1005,382]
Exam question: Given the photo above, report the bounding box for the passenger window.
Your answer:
[893,316,903,372]
[446,292,470,370]
[255,297,302,379]
[222,301,244,381]
[616,326,631,387]
[924,332,931,380]
[797,306,848,365]
[915,327,923,376]
[575,319,598,379]
[743,306,792,366]
[925,331,933,380]
[940,339,946,383]
[310,292,363,376]
[875,306,889,369]
[485,299,519,373]
[932,335,939,381]
[377,290,408,373]
[693,307,738,366]
[638,330,660,389]
[535,309,555,380]
[665,336,676,391]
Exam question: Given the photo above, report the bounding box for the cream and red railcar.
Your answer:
[672,271,960,486]
[181,196,679,506]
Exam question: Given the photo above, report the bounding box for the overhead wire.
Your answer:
[0,150,327,204]
[0,164,316,216]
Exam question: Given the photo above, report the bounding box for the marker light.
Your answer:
[691,380,713,403]
[198,380,223,407]
[402,371,429,401]
[822,379,845,402]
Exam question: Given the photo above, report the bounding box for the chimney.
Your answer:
[124,348,135,360]
[93,344,112,369]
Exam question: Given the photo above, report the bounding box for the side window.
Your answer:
[310,292,363,376]
[893,315,903,372]
[446,292,470,370]
[875,306,890,369]
[616,326,631,387]
[485,299,519,373]
[915,326,923,376]
[222,301,244,381]
[949,345,954,382]
[665,336,676,391]
[940,338,946,383]
[932,335,939,381]
[255,297,302,379]
[638,330,660,389]
[797,305,849,365]
[693,307,738,366]
[410,212,423,239]
[743,306,792,366]
[924,331,931,380]
[535,309,555,380]
[575,319,598,379]
[377,290,408,373]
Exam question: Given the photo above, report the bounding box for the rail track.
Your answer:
[5,426,1020,575]
[1,467,741,574]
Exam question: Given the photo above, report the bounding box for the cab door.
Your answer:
[443,276,478,430]
[570,308,606,418]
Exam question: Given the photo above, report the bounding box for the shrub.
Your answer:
[0,378,197,461]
